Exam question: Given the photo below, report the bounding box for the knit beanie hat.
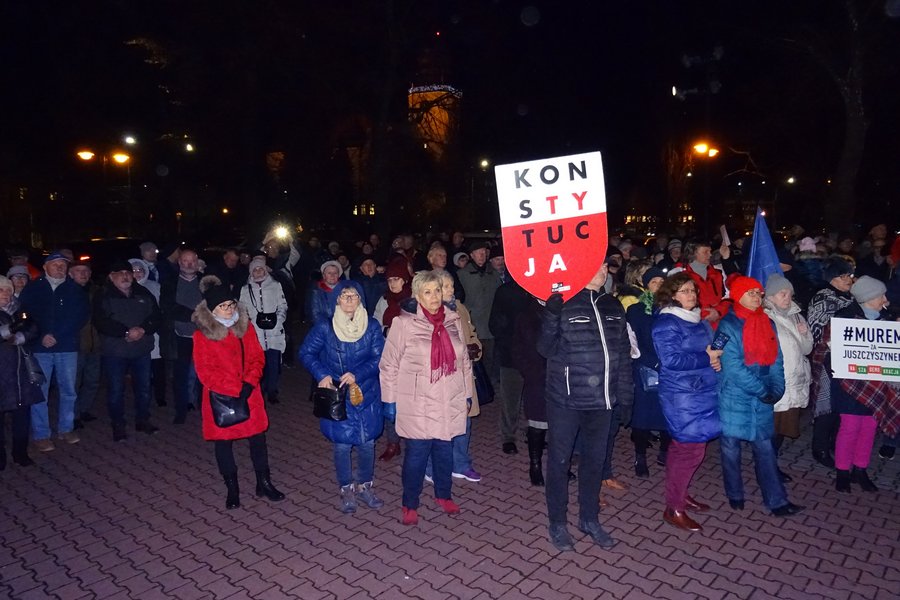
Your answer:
[667,239,682,251]
[641,267,665,288]
[386,257,411,282]
[320,260,342,275]
[248,256,270,273]
[765,273,794,297]
[822,257,853,282]
[200,275,235,310]
[798,237,817,253]
[452,252,468,267]
[7,265,29,279]
[0,275,12,293]
[729,276,764,303]
[851,276,887,305]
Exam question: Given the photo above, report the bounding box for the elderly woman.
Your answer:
[130,258,166,407]
[7,266,30,299]
[300,280,385,513]
[763,274,813,482]
[240,257,289,404]
[306,260,343,323]
[380,271,472,525]
[652,273,722,531]
[717,276,803,517]
[192,275,284,509]
[425,269,481,482]
[428,246,465,303]
[0,276,41,469]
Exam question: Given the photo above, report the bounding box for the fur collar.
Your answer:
[191,301,250,341]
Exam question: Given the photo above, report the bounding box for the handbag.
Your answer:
[255,312,277,330]
[247,283,278,330]
[312,383,348,421]
[19,347,46,386]
[208,337,251,427]
[209,390,251,427]
[638,365,659,392]
[472,359,494,406]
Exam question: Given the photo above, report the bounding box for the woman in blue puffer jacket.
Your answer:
[300,280,385,514]
[652,273,723,533]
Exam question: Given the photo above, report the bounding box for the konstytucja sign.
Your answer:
[830,317,900,380]
[494,151,608,302]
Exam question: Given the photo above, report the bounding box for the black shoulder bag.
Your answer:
[209,336,252,427]
[247,283,278,330]
[312,343,348,421]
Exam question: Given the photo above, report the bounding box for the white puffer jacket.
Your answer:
[239,276,289,353]
[765,300,813,412]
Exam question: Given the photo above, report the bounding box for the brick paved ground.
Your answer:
[1,362,898,599]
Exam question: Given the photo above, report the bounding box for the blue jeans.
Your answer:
[333,439,375,487]
[720,435,788,510]
[402,439,453,509]
[262,349,282,396]
[31,352,78,439]
[103,355,152,426]
[426,417,473,475]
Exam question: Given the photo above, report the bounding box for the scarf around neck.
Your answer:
[214,313,239,327]
[382,286,410,328]
[690,261,708,279]
[423,305,457,382]
[333,304,368,342]
[732,302,778,366]
[660,306,701,323]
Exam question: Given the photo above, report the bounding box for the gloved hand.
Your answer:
[382,402,396,423]
[545,293,564,316]
[13,332,26,346]
[0,324,10,340]
[239,382,254,402]
[467,344,481,360]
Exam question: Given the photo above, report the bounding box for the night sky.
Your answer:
[2,1,898,241]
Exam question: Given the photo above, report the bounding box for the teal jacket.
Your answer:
[716,311,785,441]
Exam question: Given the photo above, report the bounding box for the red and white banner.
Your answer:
[494,151,608,302]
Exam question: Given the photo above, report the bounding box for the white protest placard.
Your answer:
[830,317,900,381]
[493,151,608,302]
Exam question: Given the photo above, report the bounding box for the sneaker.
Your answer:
[879,445,896,460]
[452,468,482,482]
[401,507,418,525]
[602,477,628,491]
[435,498,460,514]
[424,473,434,485]
[355,482,384,509]
[59,431,80,445]
[34,439,55,453]
[339,484,357,514]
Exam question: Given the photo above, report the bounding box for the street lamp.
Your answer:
[124,135,137,145]
[77,150,95,161]
[112,153,130,164]
[693,142,719,158]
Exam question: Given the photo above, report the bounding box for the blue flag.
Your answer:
[745,206,783,285]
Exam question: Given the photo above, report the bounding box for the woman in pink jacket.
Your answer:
[380,271,473,525]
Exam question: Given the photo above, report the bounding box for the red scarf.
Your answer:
[732,302,778,366]
[423,305,457,382]
[382,285,410,329]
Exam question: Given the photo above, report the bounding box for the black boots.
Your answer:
[526,427,546,486]
[634,454,649,478]
[835,469,851,493]
[851,467,878,492]
[224,474,240,509]
[255,469,286,501]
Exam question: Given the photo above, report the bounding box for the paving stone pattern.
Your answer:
[1,365,898,599]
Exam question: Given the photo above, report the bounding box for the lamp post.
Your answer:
[691,141,719,234]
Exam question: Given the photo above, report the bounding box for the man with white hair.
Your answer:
[19,251,90,451]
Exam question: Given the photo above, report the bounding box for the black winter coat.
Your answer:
[537,288,633,411]
[93,283,161,358]
[0,308,44,411]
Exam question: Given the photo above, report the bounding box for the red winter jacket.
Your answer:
[192,303,268,441]
[683,263,730,327]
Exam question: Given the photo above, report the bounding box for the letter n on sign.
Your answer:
[494,151,608,302]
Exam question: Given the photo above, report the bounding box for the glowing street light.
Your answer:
[76,150,95,161]
[479,158,490,169]
[112,153,130,164]
[786,176,796,184]
[692,142,719,158]
[185,143,195,152]
[707,148,719,157]
[222,207,229,215]
[124,135,137,145]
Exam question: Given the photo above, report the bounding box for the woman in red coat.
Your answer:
[192,275,285,509]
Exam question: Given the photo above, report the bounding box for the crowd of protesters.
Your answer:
[1,220,898,552]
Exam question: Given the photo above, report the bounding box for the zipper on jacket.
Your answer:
[590,290,612,409]
[565,366,570,395]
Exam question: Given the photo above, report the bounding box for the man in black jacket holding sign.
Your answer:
[538,263,633,552]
